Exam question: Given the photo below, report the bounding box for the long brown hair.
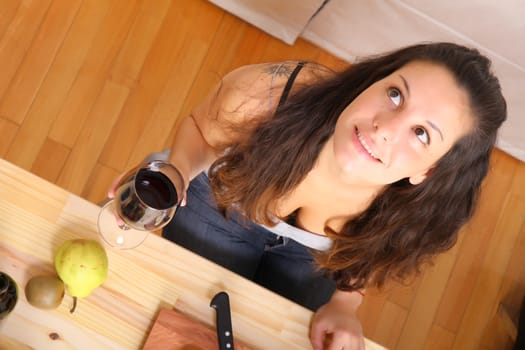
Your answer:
[208,42,507,291]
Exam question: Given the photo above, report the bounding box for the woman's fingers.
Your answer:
[107,173,125,199]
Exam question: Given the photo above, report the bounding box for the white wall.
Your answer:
[208,0,326,44]
[302,0,525,162]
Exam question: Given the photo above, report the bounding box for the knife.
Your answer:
[210,291,235,350]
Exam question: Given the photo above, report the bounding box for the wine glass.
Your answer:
[97,160,185,249]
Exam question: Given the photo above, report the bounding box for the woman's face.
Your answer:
[331,61,473,187]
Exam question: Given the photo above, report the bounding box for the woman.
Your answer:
[130,42,507,349]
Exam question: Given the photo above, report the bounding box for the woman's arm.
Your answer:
[167,110,218,189]
[167,62,307,187]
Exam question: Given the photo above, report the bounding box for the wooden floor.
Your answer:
[1,1,523,349]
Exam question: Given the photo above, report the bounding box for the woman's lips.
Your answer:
[354,127,382,162]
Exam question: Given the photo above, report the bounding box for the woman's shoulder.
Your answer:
[191,61,335,146]
[217,61,334,116]
[224,61,334,91]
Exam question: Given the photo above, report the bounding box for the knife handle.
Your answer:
[211,291,235,350]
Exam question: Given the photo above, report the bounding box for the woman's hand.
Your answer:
[105,162,188,231]
[310,290,365,350]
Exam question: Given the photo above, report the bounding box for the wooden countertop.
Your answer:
[0,158,385,350]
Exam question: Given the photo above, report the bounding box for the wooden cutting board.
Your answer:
[142,308,252,350]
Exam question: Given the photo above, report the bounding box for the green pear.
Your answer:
[54,239,108,313]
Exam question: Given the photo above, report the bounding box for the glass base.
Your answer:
[97,201,149,250]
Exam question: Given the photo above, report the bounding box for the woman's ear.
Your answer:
[409,167,434,185]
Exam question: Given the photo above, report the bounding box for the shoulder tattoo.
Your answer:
[263,63,293,78]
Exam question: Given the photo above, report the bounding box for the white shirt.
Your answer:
[262,221,333,251]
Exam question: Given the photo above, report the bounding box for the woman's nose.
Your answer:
[373,113,402,144]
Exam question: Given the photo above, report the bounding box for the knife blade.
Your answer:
[210,291,235,350]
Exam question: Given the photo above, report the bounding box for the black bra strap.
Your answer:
[276,62,305,112]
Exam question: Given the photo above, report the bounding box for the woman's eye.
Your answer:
[415,127,430,145]
[388,87,403,106]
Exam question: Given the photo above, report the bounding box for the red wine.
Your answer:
[135,169,178,210]
[115,166,180,230]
